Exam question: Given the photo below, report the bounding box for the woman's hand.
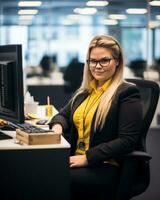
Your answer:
[52,123,63,134]
[69,155,88,168]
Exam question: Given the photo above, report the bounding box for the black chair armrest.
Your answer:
[123,151,152,161]
[117,151,151,200]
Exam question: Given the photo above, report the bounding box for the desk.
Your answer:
[0,131,70,200]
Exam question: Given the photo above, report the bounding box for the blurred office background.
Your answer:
[0,1,160,199]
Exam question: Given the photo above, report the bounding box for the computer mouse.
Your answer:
[36,119,48,125]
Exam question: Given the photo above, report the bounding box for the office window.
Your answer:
[155,29,160,59]
[122,28,147,64]
[0,25,150,72]
[27,25,107,68]
[0,26,28,68]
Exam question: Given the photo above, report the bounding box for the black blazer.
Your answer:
[49,82,143,166]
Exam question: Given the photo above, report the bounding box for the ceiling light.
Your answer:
[67,15,81,21]
[19,15,34,20]
[74,8,97,15]
[109,14,127,20]
[126,8,147,14]
[149,21,160,28]
[18,9,38,15]
[86,1,109,7]
[102,19,118,25]
[19,20,32,26]
[61,19,76,25]
[149,1,160,6]
[156,15,160,20]
[18,1,42,7]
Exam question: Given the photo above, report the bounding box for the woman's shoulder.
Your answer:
[116,80,140,99]
[71,90,89,104]
[118,80,139,91]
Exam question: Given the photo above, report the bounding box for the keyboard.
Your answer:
[17,123,52,134]
[0,131,12,140]
[0,124,16,131]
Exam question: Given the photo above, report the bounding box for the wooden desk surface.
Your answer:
[0,131,70,150]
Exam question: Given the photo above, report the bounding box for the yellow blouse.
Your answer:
[73,79,111,155]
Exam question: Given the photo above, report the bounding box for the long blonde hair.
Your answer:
[72,35,124,130]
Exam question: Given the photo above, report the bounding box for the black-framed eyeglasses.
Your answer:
[87,57,114,68]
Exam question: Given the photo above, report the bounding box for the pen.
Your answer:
[47,96,50,106]
[46,96,53,117]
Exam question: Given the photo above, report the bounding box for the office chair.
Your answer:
[116,79,160,200]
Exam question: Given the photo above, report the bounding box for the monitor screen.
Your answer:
[0,44,24,124]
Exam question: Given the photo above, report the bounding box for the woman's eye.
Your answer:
[101,59,109,63]
[90,60,97,64]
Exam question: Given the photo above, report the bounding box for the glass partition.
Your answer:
[0,0,156,80]
[145,0,160,81]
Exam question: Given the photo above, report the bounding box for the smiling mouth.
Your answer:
[94,69,104,72]
[94,71,104,75]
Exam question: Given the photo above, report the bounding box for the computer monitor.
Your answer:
[0,44,24,125]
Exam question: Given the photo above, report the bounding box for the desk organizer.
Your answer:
[16,129,61,145]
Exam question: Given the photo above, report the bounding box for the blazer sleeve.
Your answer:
[49,100,72,132]
[86,85,143,165]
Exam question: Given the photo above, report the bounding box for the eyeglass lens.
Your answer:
[88,57,113,68]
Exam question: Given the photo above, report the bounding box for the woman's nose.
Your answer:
[95,62,102,68]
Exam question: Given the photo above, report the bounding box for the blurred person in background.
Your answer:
[63,57,84,92]
[39,55,52,77]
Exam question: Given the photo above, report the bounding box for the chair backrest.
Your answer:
[124,79,160,198]
[126,78,160,151]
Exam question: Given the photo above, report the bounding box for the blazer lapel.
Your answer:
[70,92,89,117]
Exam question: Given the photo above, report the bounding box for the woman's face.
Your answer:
[89,47,118,87]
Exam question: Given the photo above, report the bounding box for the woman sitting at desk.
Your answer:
[49,35,142,200]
